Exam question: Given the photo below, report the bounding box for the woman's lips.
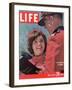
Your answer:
[36,47,42,50]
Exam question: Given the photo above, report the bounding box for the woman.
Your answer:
[28,30,47,74]
[20,30,47,79]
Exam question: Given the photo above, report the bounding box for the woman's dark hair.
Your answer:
[28,30,47,55]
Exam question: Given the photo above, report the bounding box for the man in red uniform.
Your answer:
[38,12,64,73]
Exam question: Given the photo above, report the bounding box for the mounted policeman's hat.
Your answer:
[38,12,63,26]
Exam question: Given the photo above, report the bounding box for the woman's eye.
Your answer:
[34,40,37,43]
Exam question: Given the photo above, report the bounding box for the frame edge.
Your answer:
[9,3,14,87]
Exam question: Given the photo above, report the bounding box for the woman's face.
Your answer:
[32,35,45,56]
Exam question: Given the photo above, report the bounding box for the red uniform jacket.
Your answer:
[45,29,64,73]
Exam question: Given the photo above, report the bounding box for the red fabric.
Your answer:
[45,30,64,72]
[30,55,45,66]
[19,55,47,79]
[19,72,64,79]
[29,55,47,74]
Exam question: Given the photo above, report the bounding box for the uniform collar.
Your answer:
[52,26,64,34]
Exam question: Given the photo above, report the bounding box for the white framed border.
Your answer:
[9,3,70,87]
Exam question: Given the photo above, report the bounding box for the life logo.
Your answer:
[19,11,39,23]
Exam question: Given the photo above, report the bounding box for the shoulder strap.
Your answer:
[53,26,64,34]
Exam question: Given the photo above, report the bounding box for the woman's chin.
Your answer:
[35,52,43,56]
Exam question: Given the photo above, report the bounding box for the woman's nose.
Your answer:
[37,42,41,46]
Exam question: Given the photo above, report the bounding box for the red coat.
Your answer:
[29,55,47,74]
[30,55,45,66]
[45,29,64,73]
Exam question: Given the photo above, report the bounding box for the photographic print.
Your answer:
[9,2,70,87]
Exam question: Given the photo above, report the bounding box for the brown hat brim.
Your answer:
[38,18,45,26]
[38,12,63,26]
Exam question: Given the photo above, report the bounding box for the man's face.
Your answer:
[44,15,61,33]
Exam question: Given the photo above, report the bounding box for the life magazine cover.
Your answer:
[19,11,64,79]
